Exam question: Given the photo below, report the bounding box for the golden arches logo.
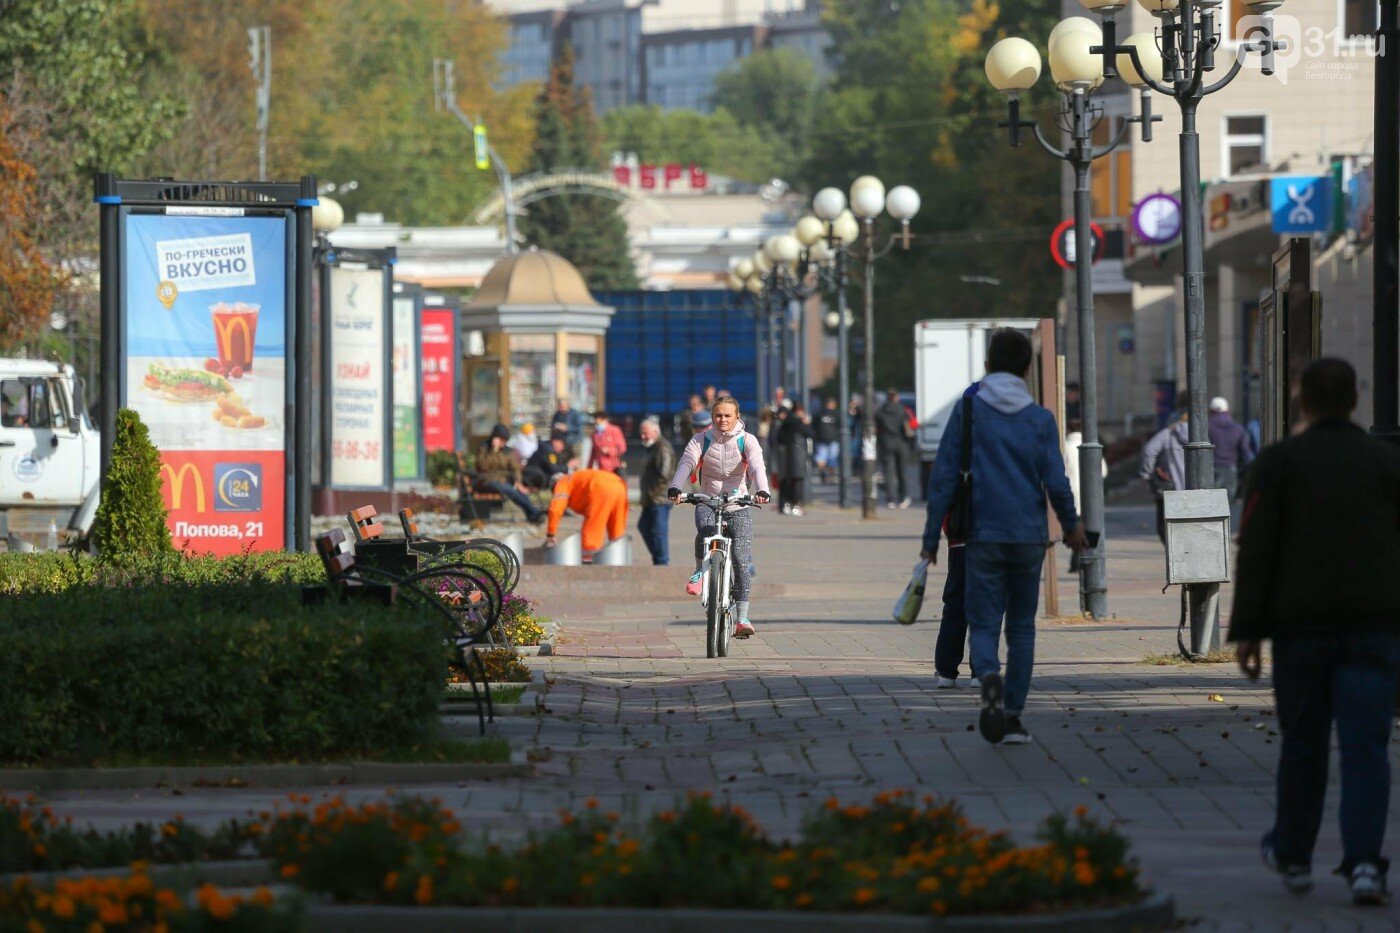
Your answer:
[212,314,254,352]
[160,462,206,512]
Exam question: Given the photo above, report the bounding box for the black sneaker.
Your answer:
[1001,716,1031,745]
[1261,838,1313,895]
[1344,862,1391,906]
[978,673,1006,744]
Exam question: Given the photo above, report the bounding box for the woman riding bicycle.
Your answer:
[668,396,771,639]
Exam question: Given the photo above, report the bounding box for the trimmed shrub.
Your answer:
[90,408,173,558]
[0,550,324,596]
[426,449,458,489]
[0,583,449,764]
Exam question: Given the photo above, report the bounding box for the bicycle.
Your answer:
[677,491,760,658]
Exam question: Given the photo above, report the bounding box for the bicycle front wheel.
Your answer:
[705,552,727,659]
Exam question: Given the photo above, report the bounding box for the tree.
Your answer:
[0,94,61,353]
[805,0,1063,390]
[710,48,821,180]
[602,104,782,184]
[91,408,173,558]
[519,48,637,291]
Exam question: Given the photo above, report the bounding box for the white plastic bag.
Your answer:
[892,559,930,625]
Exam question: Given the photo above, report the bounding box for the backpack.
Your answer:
[689,430,748,485]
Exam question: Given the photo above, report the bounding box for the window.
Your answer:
[1223,115,1268,177]
[1345,0,1379,37]
[0,378,59,430]
[1090,116,1133,219]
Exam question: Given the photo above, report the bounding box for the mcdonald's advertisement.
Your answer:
[122,212,290,553]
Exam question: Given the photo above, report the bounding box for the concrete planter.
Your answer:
[0,761,529,792]
[1,860,275,892]
[305,895,1174,932]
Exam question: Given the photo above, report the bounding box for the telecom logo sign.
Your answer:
[155,232,257,292]
[214,463,262,512]
[1270,176,1331,234]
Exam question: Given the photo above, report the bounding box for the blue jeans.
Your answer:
[966,542,1044,716]
[482,481,542,522]
[934,545,971,680]
[638,503,672,566]
[1269,632,1400,872]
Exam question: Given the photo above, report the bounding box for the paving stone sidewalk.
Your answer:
[38,492,1400,930]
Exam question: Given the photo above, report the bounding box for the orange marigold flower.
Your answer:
[1074,863,1097,887]
[580,873,596,888]
[414,875,433,906]
[1112,865,1128,879]
[656,811,675,824]
[85,923,102,933]
[383,872,400,892]
[583,797,599,810]
[503,877,521,894]
[51,895,76,919]
[917,877,940,893]
[252,887,275,908]
[280,864,300,879]
[853,887,877,905]
[932,900,948,915]
[98,903,129,925]
[617,839,640,858]
[794,893,813,908]
[1074,846,1089,860]
[823,798,840,811]
[155,890,182,914]
[771,875,792,891]
[161,823,179,838]
[26,920,43,933]
[1074,805,1089,818]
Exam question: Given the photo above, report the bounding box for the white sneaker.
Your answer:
[885,501,898,510]
[898,497,912,509]
[935,676,957,689]
[1347,863,1391,906]
[790,506,805,517]
[781,503,792,515]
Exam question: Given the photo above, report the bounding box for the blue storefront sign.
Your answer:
[1270,176,1332,234]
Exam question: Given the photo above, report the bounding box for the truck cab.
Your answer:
[0,359,100,548]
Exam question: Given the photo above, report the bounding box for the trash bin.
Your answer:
[501,532,525,567]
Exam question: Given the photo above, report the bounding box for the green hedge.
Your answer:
[0,582,449,765]
[0,550,325,596]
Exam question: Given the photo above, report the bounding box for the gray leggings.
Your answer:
[693,504,754,601]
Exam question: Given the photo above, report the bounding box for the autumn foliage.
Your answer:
[0,94,60,353]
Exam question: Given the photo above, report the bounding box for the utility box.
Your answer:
[1163,489,1232,584]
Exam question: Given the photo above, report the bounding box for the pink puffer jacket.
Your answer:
[670,421,770,507]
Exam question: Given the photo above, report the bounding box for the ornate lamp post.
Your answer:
[984,21,1160,619]
[1088,0,1286,655]
[811,194,861,506]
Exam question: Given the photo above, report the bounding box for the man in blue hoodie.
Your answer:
[921,329,1086,745]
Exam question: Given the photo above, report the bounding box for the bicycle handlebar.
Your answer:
[678,492,762,508]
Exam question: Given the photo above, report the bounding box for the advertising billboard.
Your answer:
[391,292,423,480]
[325,264,392,489]
[420,304,459,453]
[121,211,292,554]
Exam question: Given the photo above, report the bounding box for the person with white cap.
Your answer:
[1208,395,1254,502]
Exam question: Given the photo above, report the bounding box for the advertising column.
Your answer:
[391,288,424,480]
[420,302,459,453]
[325,262,392,490]
[122,210,292,554]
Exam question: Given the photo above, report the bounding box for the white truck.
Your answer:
[913,318,1043,482]
[0,359,101,549]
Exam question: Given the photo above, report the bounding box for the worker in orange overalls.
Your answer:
[543,468,629,556]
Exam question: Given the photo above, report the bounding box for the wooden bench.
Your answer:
[456,453,505,526]
[302,528,397,606]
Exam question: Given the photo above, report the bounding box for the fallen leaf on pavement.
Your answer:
[1208,694,1224,702]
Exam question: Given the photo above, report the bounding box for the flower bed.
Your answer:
[256,791,1145,918]
[500,595,549,646]
[0,867,300,931]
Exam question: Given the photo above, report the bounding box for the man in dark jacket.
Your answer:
[814,397,840,483]
[875,388,912,508]
[638,417,677,565]
[550,397,583,449]
[1230,358,1400,905]
[1208,396,1254,500]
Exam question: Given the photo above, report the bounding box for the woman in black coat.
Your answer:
[775,403,813,515]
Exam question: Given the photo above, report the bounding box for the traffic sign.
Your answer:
[1050,218,1105,269]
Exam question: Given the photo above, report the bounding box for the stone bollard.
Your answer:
[545,533,582,566]
[501,531,525,567]
[594,535,632,567]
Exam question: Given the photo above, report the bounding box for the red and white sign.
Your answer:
[1050,218,1106,269]
[421,307,457,452]
[611,163,708,192]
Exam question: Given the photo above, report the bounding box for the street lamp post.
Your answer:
[1089,0,1286,655]
[984,23,1159,619]
[812,192,860,506]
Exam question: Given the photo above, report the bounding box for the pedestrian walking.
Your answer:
[1207,396,1254,500]
[932,381,981,689]
[638,417,677,566]
[550,397,583,449]
[921,329,1085,746]
[586,410,628,475]
[1138,394,1189,545]
[876,388,913,508]
[775,402,813,516]
[1230,358,1400,906]
[814,397,840,484]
